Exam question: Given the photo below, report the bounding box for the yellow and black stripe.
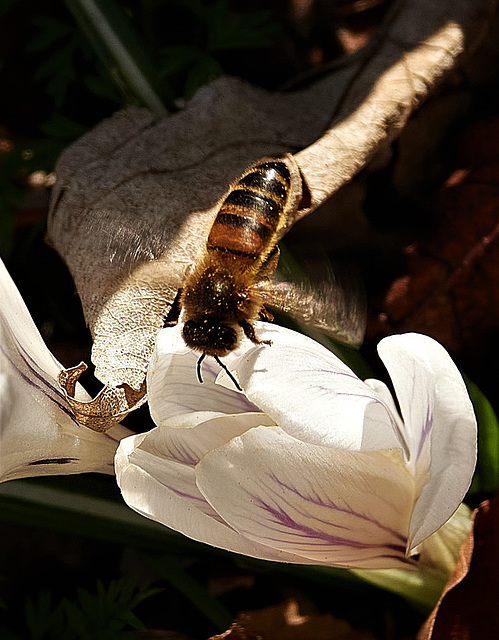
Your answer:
[207,160,291,264]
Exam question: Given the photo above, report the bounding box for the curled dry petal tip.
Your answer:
[57,362,147,433]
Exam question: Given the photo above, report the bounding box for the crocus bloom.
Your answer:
[115,323,477,570]
[0,259,129,482]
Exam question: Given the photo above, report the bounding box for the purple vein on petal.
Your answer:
[314,389,377,401]
[150,436,200,467]
[129,448,228,523]
[417,405,433,460]
[297,368,371,396]
[165,445,199,468]
[314,368,361,381]
[269,471,407,544]
[155,479,229,525]
[245,495,408,558]
[230,470,408,556]
[0,342,78,425]
[14,340,132,442]
[300,372,384,407]
[3,333,130,440]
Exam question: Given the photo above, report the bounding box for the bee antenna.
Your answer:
[196,353,205,383]
[214,355,242,391]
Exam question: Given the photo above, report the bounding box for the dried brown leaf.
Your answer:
[377,115,499,359]
[208,599,374,640]
[58,362,147,432]
[48,0,494,429]
[134,632,194,640]
[418,499,499,640]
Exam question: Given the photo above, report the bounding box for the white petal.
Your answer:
[197,426,416,569]
[0,259,129,481]
[136,411,275,467]
[115,421,320,564]
[364,378,408,456]
[377,333,477,548]
[148,327,259,427]
[0,259,63,381]
[0,364,128,481]
[233,323,401,451]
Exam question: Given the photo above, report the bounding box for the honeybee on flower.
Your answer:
[115,322,477,571]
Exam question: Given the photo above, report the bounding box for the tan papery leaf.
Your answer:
[48,0,494,430]
[208,599,374,640]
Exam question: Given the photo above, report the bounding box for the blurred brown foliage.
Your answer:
[375,115,499,382]
[418,499,499,639]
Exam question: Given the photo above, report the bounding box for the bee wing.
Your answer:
[257,275,366,348]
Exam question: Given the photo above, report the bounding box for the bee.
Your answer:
[166,156,365,387]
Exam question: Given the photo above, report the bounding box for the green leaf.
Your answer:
[71,577,159,636]
[34,49,78,108]
[27,16,73,52]
[24,578,160,639]
[39,114,89,140]
[83,72,122,103]
[466,378,499,494]
[62,0,169,113]
[25,592,66,640]
[179,0,278,54]
[184,53,223,97]
[158,45,201,78]
[143,553,233,631]
[0,479,209,554]
[352,565,448,612]
[0,0,16,17]
[204,0,278,52]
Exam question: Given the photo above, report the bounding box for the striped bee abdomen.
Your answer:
[207,160,291,263]
[180,156,300,370]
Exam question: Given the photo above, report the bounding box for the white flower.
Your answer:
[0,259,130,482]
[115,323,477,570]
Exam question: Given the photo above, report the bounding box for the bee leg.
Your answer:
[163,289,182,327]
[239,320,272,346]
[196,353,205,383]
[258,306,274,322]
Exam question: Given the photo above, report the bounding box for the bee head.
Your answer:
[182,319,238,356]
